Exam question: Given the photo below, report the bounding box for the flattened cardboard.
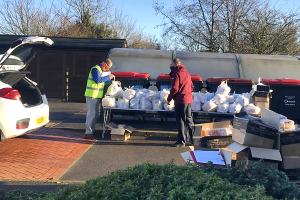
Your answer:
[261,108,284,131]
[190,150,225,166]
[180,151,194,164]
[282,156,300,169]
[232,128,275,149]
[250,147,282,161]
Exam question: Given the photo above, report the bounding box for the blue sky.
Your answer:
[112,0,164,38]
[112,0,300,40]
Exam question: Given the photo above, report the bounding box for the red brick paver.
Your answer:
[0,128,93,181]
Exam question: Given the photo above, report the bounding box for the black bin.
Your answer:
[262,78,300,123]
[134,73,151,89]
[156,73,204,91]
[112,71,150,89]
[206,77,253,94]
[191,74,204,92]
[156,73,172,90]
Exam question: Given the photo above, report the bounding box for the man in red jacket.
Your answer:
[167,58,194,147]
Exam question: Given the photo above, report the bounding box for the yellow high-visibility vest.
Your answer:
[84,65,105,98]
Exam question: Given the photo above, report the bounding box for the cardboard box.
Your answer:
[194,121,232,137]
[261,108,283,130]
[233,117,249,130]
[232,117,279,148]
[110,128,131,141]
[232,128,275,149]
[246,119,278,137]
[255,101,270,110]
[221,142,282,168]
[281,156,300,170]
[280,129,300,156]
[254,93,270,110]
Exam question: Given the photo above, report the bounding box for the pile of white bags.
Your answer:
[192,81,260,114]
[103,86,175,111]
[103,80,260,114]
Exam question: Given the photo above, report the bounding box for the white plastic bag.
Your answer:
[102,96,116,108]
[196,92,214,104]
[140,97,152,110]
[216,81,231,96]
[152,99,163,110]
[225,95,236,104]
[144,90,156,99]
[192,92,201,111]
[117,99,129,109]
[123,88,136,100]
[130,97,140,109]
[244,104,261,115]
[235,93,250,107]
[202,100,217,112]
[217,103,229,113]
[164,100,175,110]
[135,89,146,99]
[106,81,123,97]
[213,94,227,105]
[279,119,296,132]
[228,103,242,114]
[160,89,170,103]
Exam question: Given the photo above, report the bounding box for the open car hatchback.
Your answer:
[0,36,54,140]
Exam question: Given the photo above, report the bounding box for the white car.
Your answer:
[0,36,54,140]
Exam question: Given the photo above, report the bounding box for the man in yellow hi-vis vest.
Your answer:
[84,58,115,139]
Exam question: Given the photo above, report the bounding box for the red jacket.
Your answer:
[167,64,193,104]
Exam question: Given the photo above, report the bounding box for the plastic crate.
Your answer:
[262,78,300,123]
[112,71,150,89]
[206,77,253,94]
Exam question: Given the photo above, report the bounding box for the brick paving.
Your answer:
[0,128,93,181]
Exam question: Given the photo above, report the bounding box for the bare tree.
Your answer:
[218,0,256,52]
[239,6,300,54]
[0,0,57,35]
[154,0,300,54]
[107,9,159,48]
[63,0,110,25]
[154,0,223,52]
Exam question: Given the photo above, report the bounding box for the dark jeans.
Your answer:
[174,103,194,144]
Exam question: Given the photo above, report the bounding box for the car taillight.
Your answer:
[16,118,30,129]
[0,88,21,100]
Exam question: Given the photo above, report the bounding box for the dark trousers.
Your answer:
[174,104,194,144]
